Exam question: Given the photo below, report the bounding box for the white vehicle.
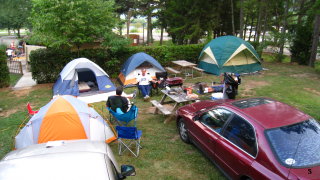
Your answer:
[0,140,136,180]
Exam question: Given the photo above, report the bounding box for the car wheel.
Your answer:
[178,118,190,144]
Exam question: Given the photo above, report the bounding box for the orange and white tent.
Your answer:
[15,95,116,149]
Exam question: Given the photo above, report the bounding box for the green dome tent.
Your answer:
[198,36,262,75]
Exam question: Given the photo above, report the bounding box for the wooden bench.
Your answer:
[150,100,172,115]
[192,66,205,77]
[165,67,181,77]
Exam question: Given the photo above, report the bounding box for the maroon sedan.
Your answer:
[176,98,320,180]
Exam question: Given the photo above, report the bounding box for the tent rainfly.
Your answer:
[198,36,262,75]
[15,95,116,149]
[118,52,166,86]
[53,58,116,96]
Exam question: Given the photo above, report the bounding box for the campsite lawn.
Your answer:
[0,60,320,179]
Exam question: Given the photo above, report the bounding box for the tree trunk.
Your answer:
[255,0,263,43]
[231,0,235,35]
[147,14,152,44]
[126,10,132,38]
[119,26,123,36]
[17,29,21,38]
[160,27,164,45]
[243,14,249,40]
[248,16,254,41]
[261,11,268,43]
[279,0,289,58]
[309,14,320,67]
[239,0,244,38]
[142,23,145,44]
[7,28,10,35]
[150,23,153,43]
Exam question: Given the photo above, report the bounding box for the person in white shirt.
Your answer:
[136,68,154,99]
[6,48,13,60]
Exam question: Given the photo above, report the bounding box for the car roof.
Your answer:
[224,98,311,129]
[0,140,118,180]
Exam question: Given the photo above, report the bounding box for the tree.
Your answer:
[278,0,289,59]
[309,14,320,67]
[114,0,136,38]
[239,0,244,38]
[30,0,116,49]
[0,0,31,37]
[231,0,235,35]
[164,0,220,44]
[309,1,320,67]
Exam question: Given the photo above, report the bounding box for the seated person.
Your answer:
[106,86,129,114]
[136,68,155,100]
[198,83,224,94]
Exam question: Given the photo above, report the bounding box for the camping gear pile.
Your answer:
[195,72,241,100]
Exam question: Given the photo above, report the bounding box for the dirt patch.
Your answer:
[290,73,320,80]
[266,72,279,76]
[170,134,180,142]
[0,87,10,92]
[145,104,174,114]
[0,109,18,118]
[241,80,270,97]
[10,87,33,97]
[145,107,156,114]
[10,83,53,97]
[304,88,320,96]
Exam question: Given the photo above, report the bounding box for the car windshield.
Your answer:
[265,119,320,168]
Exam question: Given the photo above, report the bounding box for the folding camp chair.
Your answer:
[27,103,39,116]
[107,105,138,126]
[116,126,142,157]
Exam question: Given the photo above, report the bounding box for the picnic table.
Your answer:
[150,89,199,122]
[171,60,203,78]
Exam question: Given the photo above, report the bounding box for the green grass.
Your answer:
[150,40,174,46]
[9,74,22,86]
[0,85,52,158]
[262,53,291,63]
[0,60,320,179]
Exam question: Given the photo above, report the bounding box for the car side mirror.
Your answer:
[121,165,136,177]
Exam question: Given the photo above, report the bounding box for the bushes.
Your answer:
[0,49,10,88]
[290,23,313,65]
[315,61,320,73]
[30,44,204,83]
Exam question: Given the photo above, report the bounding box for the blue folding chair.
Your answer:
[107,105,138,126]
[116,126,142,157]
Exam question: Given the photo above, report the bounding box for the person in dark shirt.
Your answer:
[106,86,129,113]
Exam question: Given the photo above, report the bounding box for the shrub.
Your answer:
[315,61,320,73]
[0,49,10,88]
[290,24,312,65]
[130,29,139,33]
[30,44,204,83]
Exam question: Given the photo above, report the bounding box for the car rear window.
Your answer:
[232,98,274,109]
[265,119,320,168]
